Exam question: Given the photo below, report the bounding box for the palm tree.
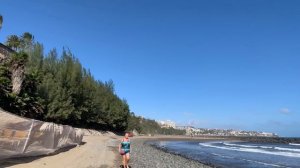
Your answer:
[22,32,34,42]
[0,15,3,30]
[20,32,34,50]
[6,35,21,51]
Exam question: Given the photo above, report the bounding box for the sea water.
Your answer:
[149,141,300,168]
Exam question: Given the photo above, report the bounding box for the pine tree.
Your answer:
[1,33,132,131]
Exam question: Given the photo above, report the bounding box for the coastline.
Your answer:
[114,135,300,167]
[3,134,299,168]
[114,136,227,168]
[123,135,300,168]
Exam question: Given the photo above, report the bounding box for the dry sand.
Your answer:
[1,136,118,168]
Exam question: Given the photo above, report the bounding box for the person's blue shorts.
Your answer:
[121,149,130,155]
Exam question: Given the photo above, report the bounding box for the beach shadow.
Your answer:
[79,141,87,146]
[0,142,87,167]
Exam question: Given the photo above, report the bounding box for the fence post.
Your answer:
[22,119,34,153]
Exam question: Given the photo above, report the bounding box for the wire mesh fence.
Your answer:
[0,108,83,160]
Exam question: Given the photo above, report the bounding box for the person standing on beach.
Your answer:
[119,132,131,168]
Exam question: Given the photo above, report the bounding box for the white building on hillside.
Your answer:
[157,120,176,128]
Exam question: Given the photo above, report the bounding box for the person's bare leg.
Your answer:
[122,155,126,168]
[126,154,129,167]
[126,153,130,168]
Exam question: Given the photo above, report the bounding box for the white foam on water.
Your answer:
[209,145,291,168]
[223,142,273,149]
[199,143,300,158]
[223,142,257,148]
[260,146,274,149]
[274,147,300,153]
[289,143,300,146]
[241,158,290,168]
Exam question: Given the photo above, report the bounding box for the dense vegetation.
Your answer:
[0,15,185,134]
[1,33,129,131]
[127,113,186,135]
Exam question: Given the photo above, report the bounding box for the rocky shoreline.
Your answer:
[125,138,213,168]
[114,136,300,168]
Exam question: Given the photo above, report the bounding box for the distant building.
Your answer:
[157,120,176,128]
[174,126,277,137]
[260,132,276,137]
[176,126,192,130]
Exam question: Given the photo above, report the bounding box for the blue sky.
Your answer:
[1,0,299,137]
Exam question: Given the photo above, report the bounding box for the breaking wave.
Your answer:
[199,142,300,158]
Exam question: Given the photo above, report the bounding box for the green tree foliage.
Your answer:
[0,51,43,118]
[6,32,34,52]
[127,113,186,135]
[127,112,142,133]
[0,32,42,118]
[0,62,11,101]
[1,33,130,131]
[1,32,184,134]
[35,49,129,130]
[6,35,21,51]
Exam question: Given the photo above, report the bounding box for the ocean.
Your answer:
[149,140,300,168]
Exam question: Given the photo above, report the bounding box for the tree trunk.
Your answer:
[11,63,25,95]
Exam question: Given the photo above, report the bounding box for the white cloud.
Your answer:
[279,108,291,115]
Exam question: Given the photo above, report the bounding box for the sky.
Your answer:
[0,0,299,137]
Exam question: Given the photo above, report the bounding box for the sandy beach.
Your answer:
[1,135,225,168]
[1,136,118,168]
